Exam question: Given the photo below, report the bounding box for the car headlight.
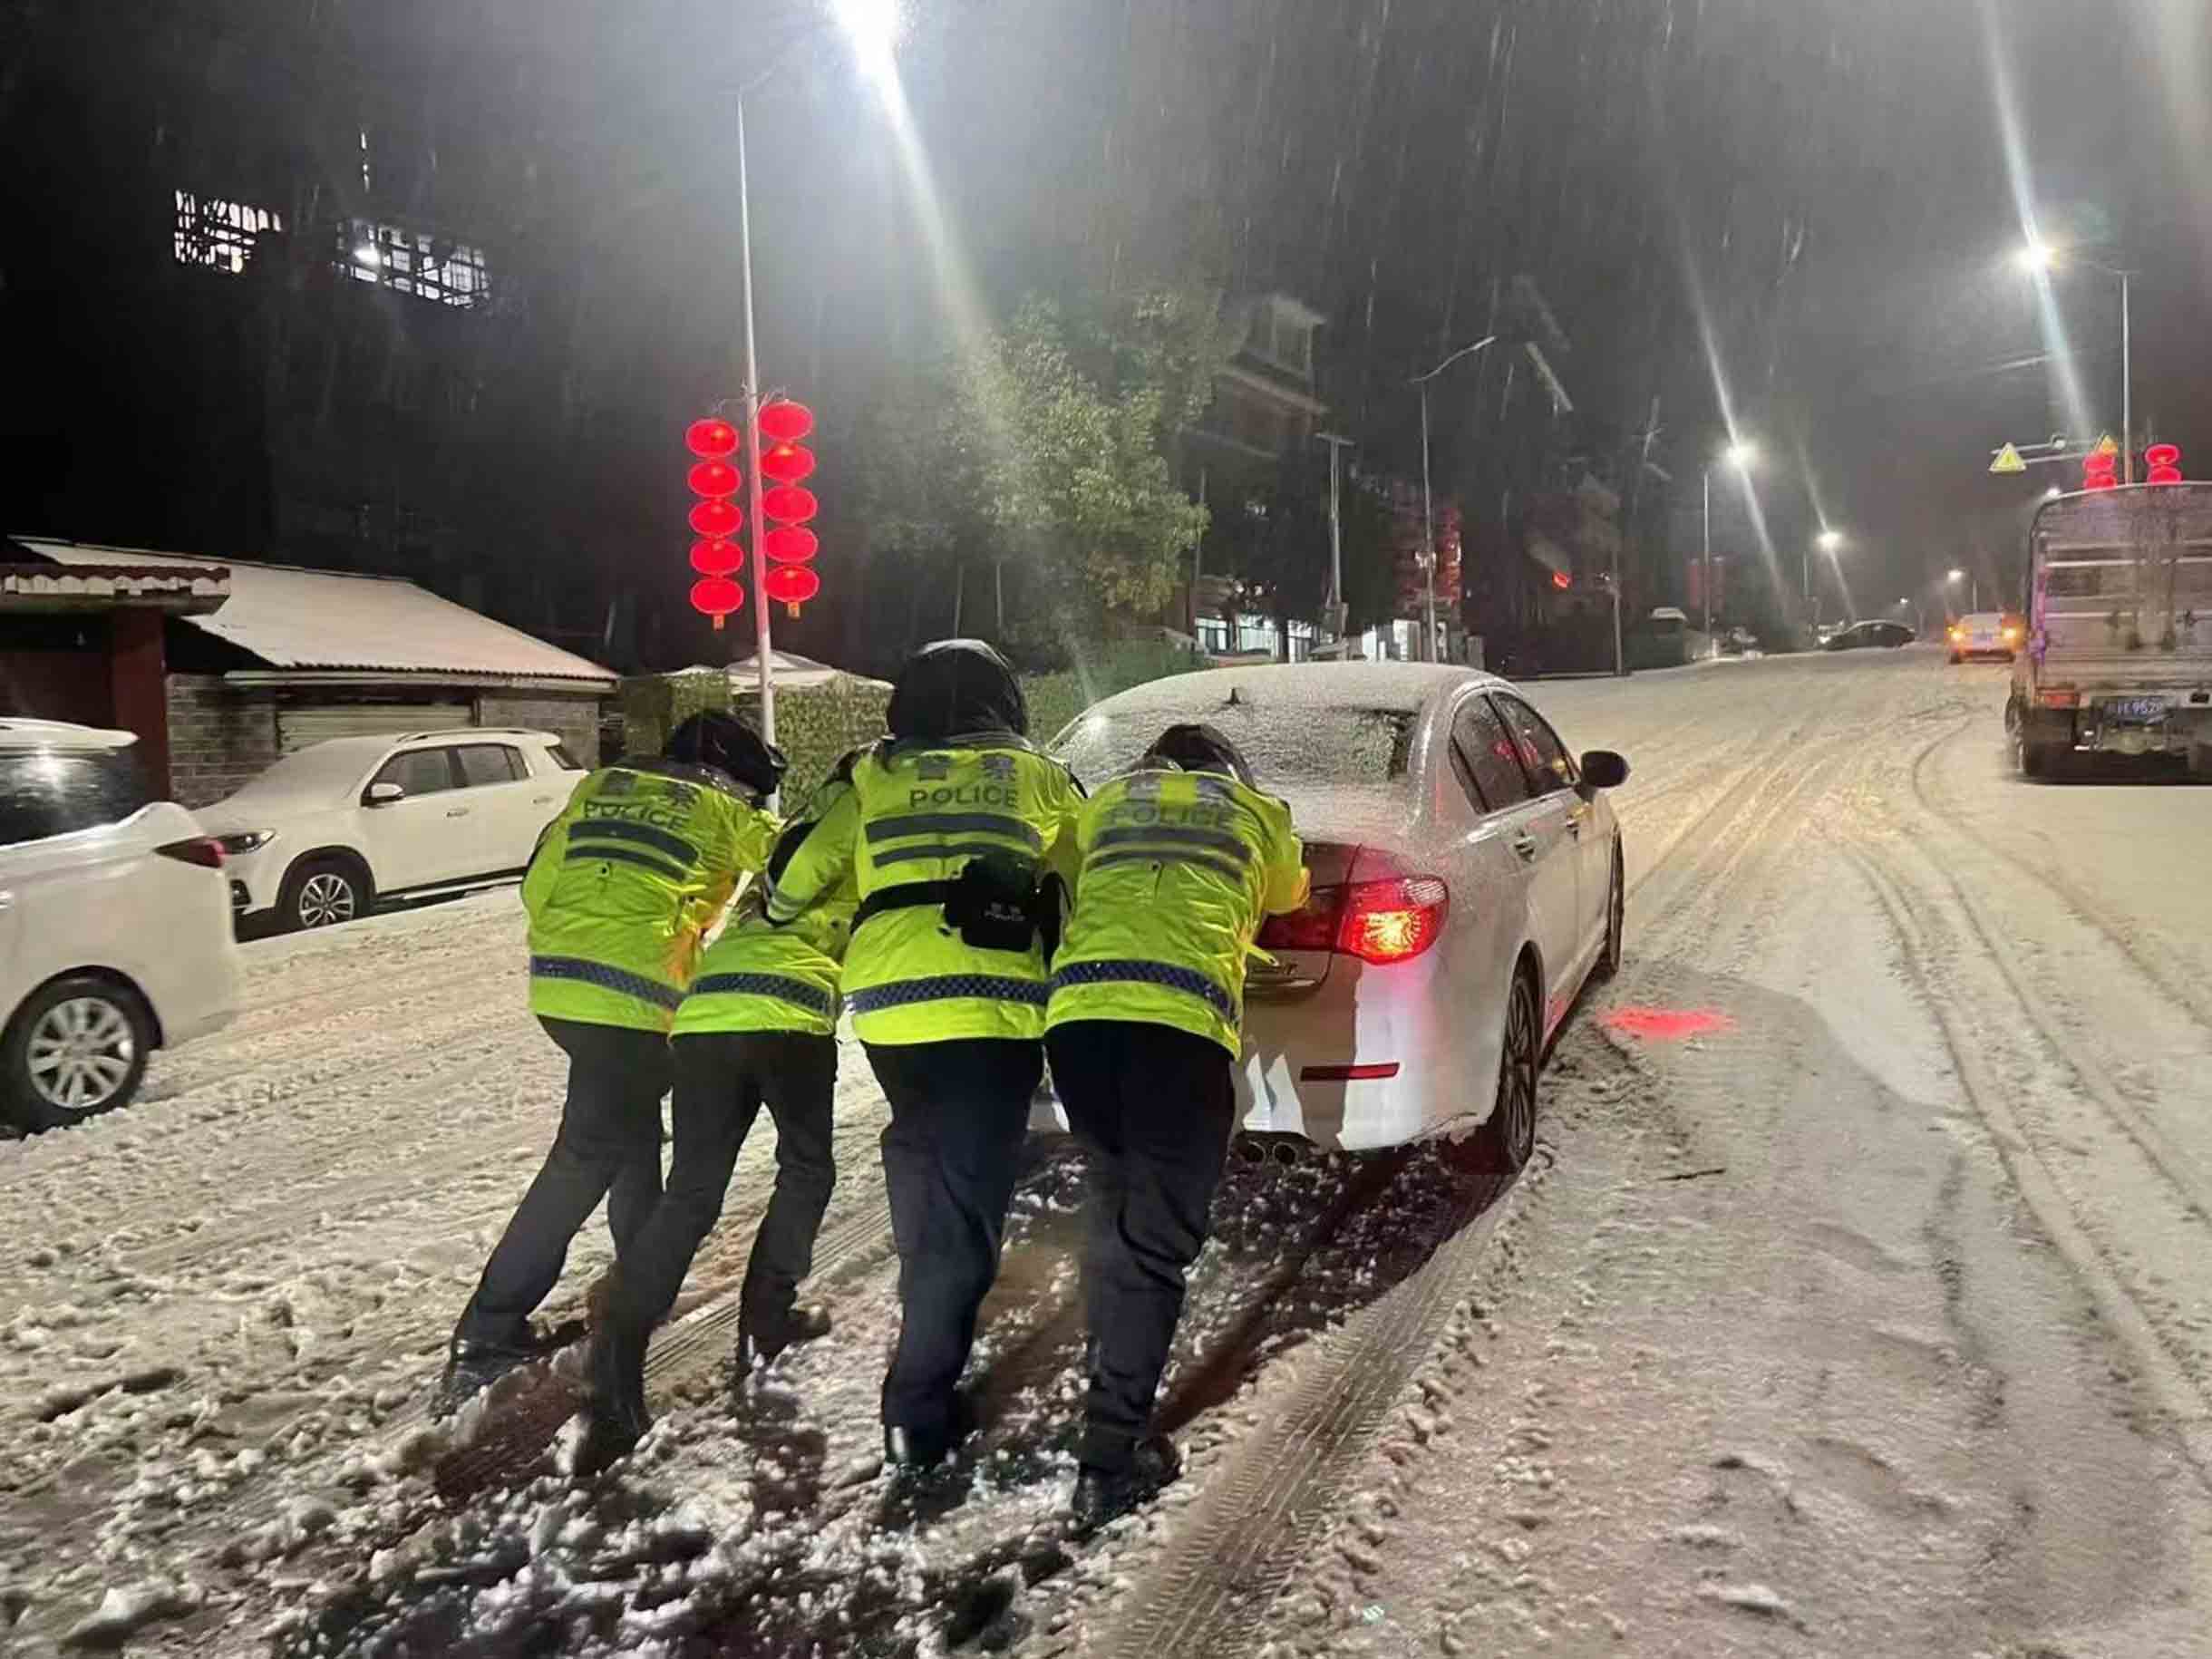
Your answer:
[216,830,276,854]
[2003,626,2021,641]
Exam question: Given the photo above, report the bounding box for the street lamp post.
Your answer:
[1410,337,1496,665]
[1703,441,1757,644]
[1315,432,1356,655]
[1808,528,1842,630]
[728,0,897,750]
[2019,240,2139,484]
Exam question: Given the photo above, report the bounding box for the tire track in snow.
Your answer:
[1830,834,2212,1489]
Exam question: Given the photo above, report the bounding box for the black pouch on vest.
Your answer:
[942,853,1042,953]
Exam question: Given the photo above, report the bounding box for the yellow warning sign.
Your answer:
[1989,442,2027,475]
[2092,432,2120,458]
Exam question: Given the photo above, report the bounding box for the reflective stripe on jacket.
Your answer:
[674,773,858,1038]
[1044,765,1307,1054]
[766,736,1083,1044]
[524,760,778,1032]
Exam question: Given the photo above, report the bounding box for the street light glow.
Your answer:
[2017,238,2056,273]
[1947,568,1965,582]
[1722,440,1758,471]
[1818,529,1843,552]
[833,0,900,87]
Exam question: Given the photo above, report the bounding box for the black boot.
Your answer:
[738,1302,832,1373]
[1070,1434,1181,1534]
[882,1392,975,1471]
[574,1325,652,1477]
[432,1318,587,1420]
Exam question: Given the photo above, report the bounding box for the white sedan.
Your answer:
[1050,664,1628,1167]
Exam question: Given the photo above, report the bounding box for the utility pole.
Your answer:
[733,86,775,745]
[1316,432,1356,655]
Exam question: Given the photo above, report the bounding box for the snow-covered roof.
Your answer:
[11,540,616,687]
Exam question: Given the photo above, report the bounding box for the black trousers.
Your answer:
[606,1029,839,1341]
[460,1017,669,1345]
[1044,1020,1237,1473]
[866,1038,1044,1437]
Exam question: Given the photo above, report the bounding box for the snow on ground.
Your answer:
[2,646,2209,1656]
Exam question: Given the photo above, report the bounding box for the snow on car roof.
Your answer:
[1072,661,1494,723]
[0,718,138,752]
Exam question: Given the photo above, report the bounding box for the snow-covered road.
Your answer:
[3,645,2208,1656]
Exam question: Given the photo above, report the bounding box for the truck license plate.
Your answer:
[2109,696,2167,723]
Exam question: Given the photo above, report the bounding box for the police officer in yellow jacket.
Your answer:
[1043,723,1306,1528]
[575,762,859,1471]
[435,711,784,1414]
[764,641,1083,1469]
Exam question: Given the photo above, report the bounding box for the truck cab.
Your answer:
[2009,483,2212,777]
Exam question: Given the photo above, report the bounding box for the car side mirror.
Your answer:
[1578,750,1629,791]
[364,781,405,806]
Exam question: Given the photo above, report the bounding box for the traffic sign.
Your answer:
[1989,442,2027,475]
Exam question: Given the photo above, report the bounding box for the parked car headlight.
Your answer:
[216,830,276,854]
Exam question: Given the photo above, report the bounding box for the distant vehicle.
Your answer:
[1628,606,1694,670]
[1947,610,2024,664]
[0,721,240,1131]
[1824,619,1916,650]
[1050,664,1630,1166]
[200,728,585,933]
[2009,484,2212,779]
[1813,622,1846,645]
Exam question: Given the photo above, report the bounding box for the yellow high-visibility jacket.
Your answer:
[673,771,858,1039]
[1045,765,1308,1055]
[523,760,777,1032]
[766,737,1084,1045]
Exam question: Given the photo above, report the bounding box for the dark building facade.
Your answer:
[0,0,726,672]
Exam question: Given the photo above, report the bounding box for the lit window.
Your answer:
[173,190,283,275]
[337,219,490,309]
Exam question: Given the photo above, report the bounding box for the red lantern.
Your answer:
[2146,442,2183,485]
[764,525,819,564]
[687,460,741,499]
[760,442,817,484]
[758,401,814,443]
[2083,448,2119,491]
[762,484,818,523]
[691,575,744,629]
[690,538,743,577]
[688,498,743,538]
[763,563,820,616]
[685,417,740,459]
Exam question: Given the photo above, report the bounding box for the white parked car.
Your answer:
[200,728,584,933]
[0,721,240,1132]
[1050,665,1628,1167]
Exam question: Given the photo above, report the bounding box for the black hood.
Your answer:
[886,639,1027,742]
[665,710,786,796]
[1141,723,1255,788]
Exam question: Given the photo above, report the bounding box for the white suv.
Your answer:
[200,728,585,933]
[0,721,241,1132]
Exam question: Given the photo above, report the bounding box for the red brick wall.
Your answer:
[164,674,279,809]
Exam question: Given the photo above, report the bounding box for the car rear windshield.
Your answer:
[548,742,586,771]
[0,748,151,848]
[1053,703,1418,791]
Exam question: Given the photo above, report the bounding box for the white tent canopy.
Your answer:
[676,650,888,694]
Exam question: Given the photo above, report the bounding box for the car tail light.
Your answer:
[1257,887,1343,954]
[2037,688,2080,709]
[1338,876,1450,964]
[1258,876,1450,964]
[155,837,227,868]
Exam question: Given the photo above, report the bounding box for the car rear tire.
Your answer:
[3,975,155,1133]
[2018,735,2062,781]
[1470,964,1540,1174]
[281,856,369,932]
[1594,845,1625,982]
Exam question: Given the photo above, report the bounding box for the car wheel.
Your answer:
[1470,964,1540,1174]
[2017,732,2061,781]
[1594,845,1625,982]
[1948,653,1962,665]
[3,975,154,1133]
[281,857,368,931]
